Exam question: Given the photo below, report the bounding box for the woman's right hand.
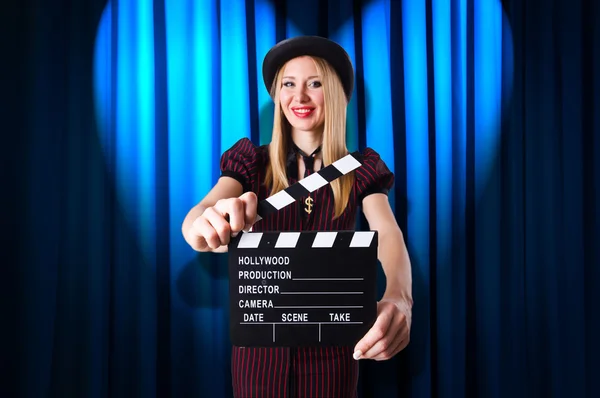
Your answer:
[185,191,258,252]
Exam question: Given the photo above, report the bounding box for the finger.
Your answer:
[199,207,231,248]
[187,223,209,251]
[361,312,402,359]
[372,316,410,361]
[392,333,410,356]
[239,191,258,230]
[362,328,399,360]
[373,329,407,361]
[398,335,410,352]
[191,216,219,250]
[223,198,245,235]
[353,306,394,360]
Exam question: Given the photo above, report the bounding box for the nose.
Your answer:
[294,86,309,103]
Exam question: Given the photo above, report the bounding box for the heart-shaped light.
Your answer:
[92,0,513,296]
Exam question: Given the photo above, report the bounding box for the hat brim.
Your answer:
[262,36,354,102]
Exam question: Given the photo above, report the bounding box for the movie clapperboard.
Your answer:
[228,152,378,347]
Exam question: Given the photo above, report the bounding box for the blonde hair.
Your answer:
[264,56,354,219]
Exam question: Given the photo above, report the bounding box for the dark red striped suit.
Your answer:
[220,138,394,398]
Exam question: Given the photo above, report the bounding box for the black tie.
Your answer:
[292,144,321,218]
[294,145,321,177]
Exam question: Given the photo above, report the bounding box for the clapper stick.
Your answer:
[228,151,379,347]
[253,151,363,223]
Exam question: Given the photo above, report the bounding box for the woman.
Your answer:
[182,36,413,398]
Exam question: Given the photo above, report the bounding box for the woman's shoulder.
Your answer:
[356,146,385,161]
[219,138,269,192]
[220,137,271,169]
[223,137,269,159]
[351,147,395,199]
[353,147,393,176]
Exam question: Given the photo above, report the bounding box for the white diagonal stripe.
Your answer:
[275,232,301,248]
[332,154,362,174]
[266,190,295,210]
[237,232,263,248]
[349,231,375,247]
[312,232,337,248]
[299,173,328,192]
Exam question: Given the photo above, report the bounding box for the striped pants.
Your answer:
[231,345,359,398]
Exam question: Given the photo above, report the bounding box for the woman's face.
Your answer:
[279,56,325,134]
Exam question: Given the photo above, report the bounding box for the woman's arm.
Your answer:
[362,193,413,304]
[353,193,413,360]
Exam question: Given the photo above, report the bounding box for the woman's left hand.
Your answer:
[352,295,412,361]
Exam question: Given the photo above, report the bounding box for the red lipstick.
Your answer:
[291,107,315,118]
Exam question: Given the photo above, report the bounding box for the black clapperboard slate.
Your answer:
[228,152,378,347]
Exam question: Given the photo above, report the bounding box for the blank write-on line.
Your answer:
[279,291,364,295]
[274,306,363,309]
[292,278,364,281]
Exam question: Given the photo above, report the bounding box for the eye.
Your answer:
[282,81,294,88]
[309,81,322,88]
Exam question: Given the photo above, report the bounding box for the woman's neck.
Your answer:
[291,129,323,156]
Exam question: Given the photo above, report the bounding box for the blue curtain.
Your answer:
[5,0,599,397]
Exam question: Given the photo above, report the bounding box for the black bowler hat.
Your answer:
[262,36,355,102]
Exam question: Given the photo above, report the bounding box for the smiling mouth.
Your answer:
[291,107,315,118]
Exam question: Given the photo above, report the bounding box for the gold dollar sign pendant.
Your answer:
[304,196,314,215]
